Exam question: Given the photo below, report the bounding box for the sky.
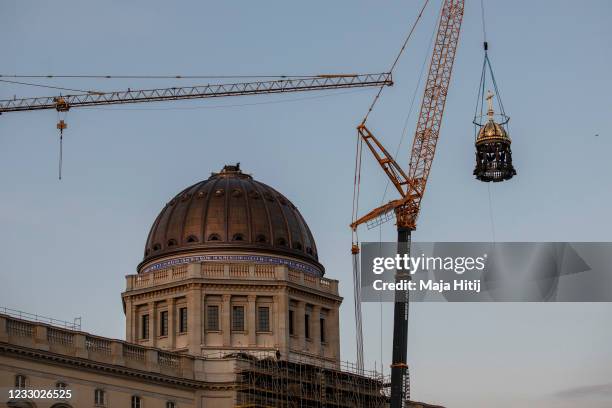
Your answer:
[1,0,611,407]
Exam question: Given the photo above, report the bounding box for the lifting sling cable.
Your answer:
[350,0,432,373]
[360,0,431,126]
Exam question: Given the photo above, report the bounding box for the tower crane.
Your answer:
[0,73,392,178]
[350,1,464,406]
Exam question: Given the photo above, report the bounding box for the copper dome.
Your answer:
[140,164,322,273]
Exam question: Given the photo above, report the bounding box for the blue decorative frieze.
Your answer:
[141,254,322,276]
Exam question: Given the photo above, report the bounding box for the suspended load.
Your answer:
[473,90,516,182]
[472,42,516,182]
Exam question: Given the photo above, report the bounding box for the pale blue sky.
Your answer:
[1,1,611,407]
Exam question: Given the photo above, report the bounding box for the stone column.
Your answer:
[168,297,176,349]
[148,301,157,347]
[247,295,257,346]
[329,304,341,362]
[130,301,137,342]
[221,294,231,347]
[125,297,133,342]
[187,285,202,355]
[275,292,289,357]
[295,301,306,351]
[312,305,322,356]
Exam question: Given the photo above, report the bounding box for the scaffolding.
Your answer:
[232,353,389,408]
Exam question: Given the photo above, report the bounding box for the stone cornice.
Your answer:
[0,342,207,389]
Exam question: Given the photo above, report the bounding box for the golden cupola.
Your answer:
[473,90,516,182]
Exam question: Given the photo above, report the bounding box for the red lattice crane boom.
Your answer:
[352,0,463,232]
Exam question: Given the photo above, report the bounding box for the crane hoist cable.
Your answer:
[472,0,516,184]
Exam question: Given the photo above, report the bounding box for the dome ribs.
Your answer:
[178,181,205,246]
[251,180,275,247]
[140,166,323,274]
[166,184,197,247]
[204,176,227,242]
[226,177,249,243]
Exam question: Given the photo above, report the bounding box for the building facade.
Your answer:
[0,165,395,408]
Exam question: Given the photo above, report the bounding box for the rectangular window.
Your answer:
[320,317,326,343]
[289,310,295,335]
[141,314,150,339]
[179,307,188,333]
[166,402,176,408]
[207,305,219,331]
[160,310,168,336]
[232,305,245,331]
[257,306,270,332]
[304,313,310,339]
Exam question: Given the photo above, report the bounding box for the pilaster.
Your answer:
[221,294,231,346]
[247,295,257,346]
[168,297,176,349]
[187,285,202,355]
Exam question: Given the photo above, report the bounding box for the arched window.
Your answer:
[167,239,177,247]
[56,381,67,390]
[152,243,162,251]
[207,233,221,241]
[293,242,303,251]
[255,234,267,243]
[94,389,105,406]
[276,237,287,247]
[14,374,26,388]
[232,233,244,241]
[131,396,142,408]
[186,235,198,243]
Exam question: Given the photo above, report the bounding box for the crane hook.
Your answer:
[56,119,67,180]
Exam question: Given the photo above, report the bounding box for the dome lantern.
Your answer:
[473,91,516,182]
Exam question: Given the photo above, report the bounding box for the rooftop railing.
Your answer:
[125,263,339,295]
[0,306,81,330]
